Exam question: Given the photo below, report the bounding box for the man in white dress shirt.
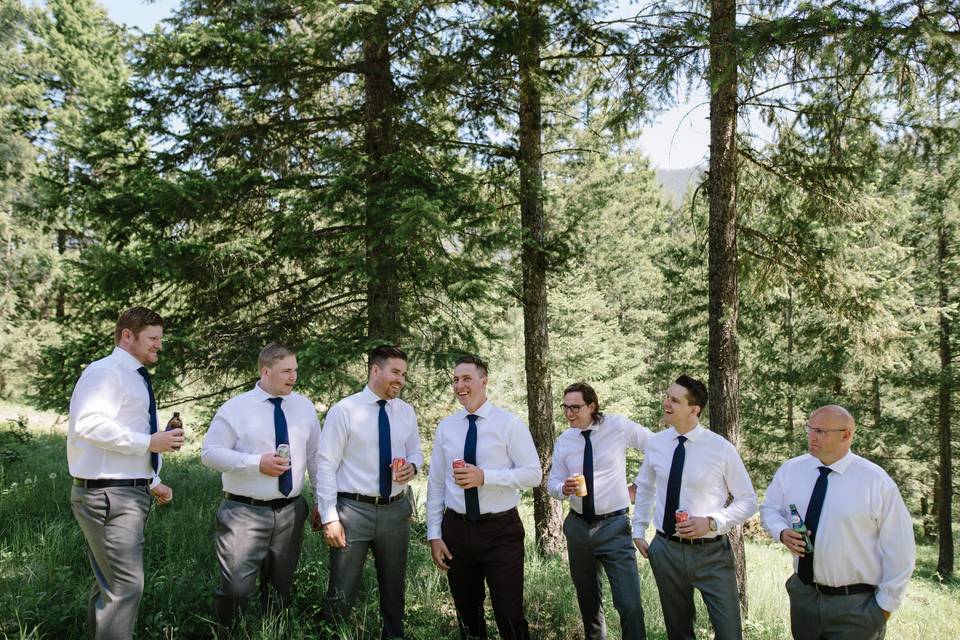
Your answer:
[201,343,321,628]
[427,354,542,640]
[548,382,650,640]
[68,306,184,640]
[759,405,915,639]
[632,374,757,640]
[316,345,423,639]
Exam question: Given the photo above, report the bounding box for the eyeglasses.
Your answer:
[804,425,848,438]
[560,403,587,414]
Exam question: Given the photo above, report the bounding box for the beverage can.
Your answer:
[392,457,406,479]
[277,444,290,461]
[452,458,466,469]
[674,509,690,523]
[572,473,588,497]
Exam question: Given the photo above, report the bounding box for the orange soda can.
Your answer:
[572,473,588,497]
[675,509,690,523]
[452,458,466,469]
[392,457,405,480]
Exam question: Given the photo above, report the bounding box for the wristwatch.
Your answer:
[708,517,718,533]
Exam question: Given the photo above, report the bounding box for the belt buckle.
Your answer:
[374,495,385,505]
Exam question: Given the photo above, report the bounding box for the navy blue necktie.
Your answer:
[798,466,831,584]
[662,435,687,535]
[581,430,595,522]
[268,398,292,496]
[377,399,392,500]
[137,367,159,473]
[464,414,480,521]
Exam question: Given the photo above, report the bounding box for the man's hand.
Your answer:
[310,505,323,532]
[454,463,484,489]
[561,477,580,496]
[259,453,291,477]
[633,537,650,558]
[779,529,808,557]
[881,609,890,621]
[149,429,184,453]
[150,483,172,505]
[430,539,453,571]
[394,461,416,484]
[676,516,711,539]
[323,520,347,548]
[628,483,637,504]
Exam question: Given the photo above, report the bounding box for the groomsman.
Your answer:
[201,343,321,628]
[426,354,542,640]
[760,405,915,640]
[68,306,184,640]
[548,382,650,640]
[632,375,757,640]
[316,345,423,639]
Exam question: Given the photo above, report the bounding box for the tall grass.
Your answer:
[1,420,957,639]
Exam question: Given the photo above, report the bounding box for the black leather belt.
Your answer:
[337,491,405,505]
[73,478,150,488]
[444,507,517,522]
[572,508,628,523]
[656,530,724,545]
[225,493,299,509]
[800,576,876,596]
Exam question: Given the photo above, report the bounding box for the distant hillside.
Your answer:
[655,167,703,209]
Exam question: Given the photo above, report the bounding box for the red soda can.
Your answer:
[674,509,690,524]
[452,458,466,469]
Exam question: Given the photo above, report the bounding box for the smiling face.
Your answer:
[369,357,407,400]
[562,391,596,429]
[662,383,700,432]
[260,354,298,396]
[119,325,163,366]
[453,363,487,413]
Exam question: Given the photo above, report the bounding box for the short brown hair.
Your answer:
[368,345,407,371]
[114,307,163,344]
[259,343,296,370]
[676,374,708,414]
[563,382,604,424]
[454,354,488,378]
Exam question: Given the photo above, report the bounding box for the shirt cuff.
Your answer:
[243,453,262,472]
[131,431,152,455]
[320,504,339,525]
[875,589,899,613]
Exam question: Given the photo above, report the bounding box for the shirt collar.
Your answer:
[668,423,704,442]
[362,385,391,406]
[111,346,145,371]
[461,399,492,420]
[252,381,285,404]
[807,450,855,475]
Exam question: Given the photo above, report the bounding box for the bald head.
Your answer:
[807,404,855,465]
[810,405,855,432]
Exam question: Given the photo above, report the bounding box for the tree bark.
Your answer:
[936,224,954,578]
[708,0,747,614]
[517,0,563,555]
[364,7,401,343]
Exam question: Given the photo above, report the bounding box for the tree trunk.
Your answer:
[872,375,882,429]
[364,7,401,343]
[517,0,563,555]
[786,288,794,435]
[708,0,747,614]
[936,224,954,578]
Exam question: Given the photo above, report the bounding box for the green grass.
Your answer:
[1,417,958,639]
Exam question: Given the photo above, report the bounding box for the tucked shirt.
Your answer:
[632,424,757,537]
[759,451,915,612]
[426,400,542,540]
[68,347,161,486]
[201,382,321,501]
[547,414,651,519]
[316,386,424,524]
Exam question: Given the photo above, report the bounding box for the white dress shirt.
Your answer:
[201,382,321,501]
[759,451,915,612]
[632,424,757,537]
[68,347,160,485]
[548,414,651,519]
[426,400,542,540]
[316,386,424,524]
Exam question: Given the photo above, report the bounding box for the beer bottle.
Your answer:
[789,503,813,553]
[165,412,184,450]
